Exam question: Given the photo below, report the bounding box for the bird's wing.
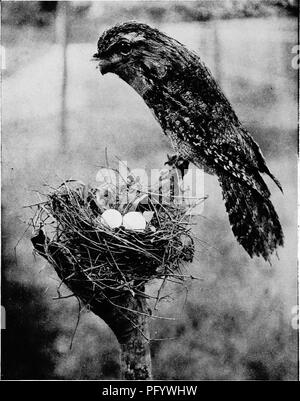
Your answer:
[197,138,271,198]
[158,81,270,198]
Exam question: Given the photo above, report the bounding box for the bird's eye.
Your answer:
[118,41,131,56]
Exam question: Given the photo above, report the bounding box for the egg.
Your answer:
[143,211,154,223]
[100,209,122,228]
[123,212,146,231]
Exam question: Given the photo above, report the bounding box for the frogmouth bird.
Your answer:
[93,21,284,261]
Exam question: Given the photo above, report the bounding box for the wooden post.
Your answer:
[213,20,222,86]
[55,1,69,151]
[31,230,152,380]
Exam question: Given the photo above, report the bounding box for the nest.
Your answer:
[30,168,202,311]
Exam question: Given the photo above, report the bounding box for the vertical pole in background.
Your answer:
[56,1,69,152]
[213,21,222,87]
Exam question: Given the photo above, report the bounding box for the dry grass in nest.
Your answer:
[29,170,204,311]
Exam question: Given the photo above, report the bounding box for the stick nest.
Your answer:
[30,171,199,306]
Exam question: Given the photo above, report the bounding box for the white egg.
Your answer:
[143,211,154,223]
[100,209,122,228]
[123,212,146,231]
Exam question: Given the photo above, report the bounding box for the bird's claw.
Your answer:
[165,154,189,178]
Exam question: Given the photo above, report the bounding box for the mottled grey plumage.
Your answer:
[94,21,284,260]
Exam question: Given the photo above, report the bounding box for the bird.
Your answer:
[93,21,284,261]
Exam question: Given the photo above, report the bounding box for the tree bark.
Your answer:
[118,294,152,380]
[31,230,152,380]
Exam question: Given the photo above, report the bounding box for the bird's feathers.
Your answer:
[96,21,284,259]
[219,174,283,261]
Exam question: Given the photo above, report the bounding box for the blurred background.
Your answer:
[1,0,298,380]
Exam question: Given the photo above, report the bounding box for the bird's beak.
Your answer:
[98,59,113,75]
[91,53,112,75]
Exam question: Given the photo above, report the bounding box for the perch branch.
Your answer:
[31,229,152,380]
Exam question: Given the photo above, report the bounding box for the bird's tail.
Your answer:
[219,175,284,261]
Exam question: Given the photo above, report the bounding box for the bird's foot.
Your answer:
[165,154,189,178]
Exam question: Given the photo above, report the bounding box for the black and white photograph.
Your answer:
[1,0,299,383]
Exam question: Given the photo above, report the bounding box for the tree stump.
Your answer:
[31,230,152,380]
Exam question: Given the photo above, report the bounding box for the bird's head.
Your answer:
[93,22,193,95]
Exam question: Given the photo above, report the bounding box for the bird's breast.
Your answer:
[121,68,154,98]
